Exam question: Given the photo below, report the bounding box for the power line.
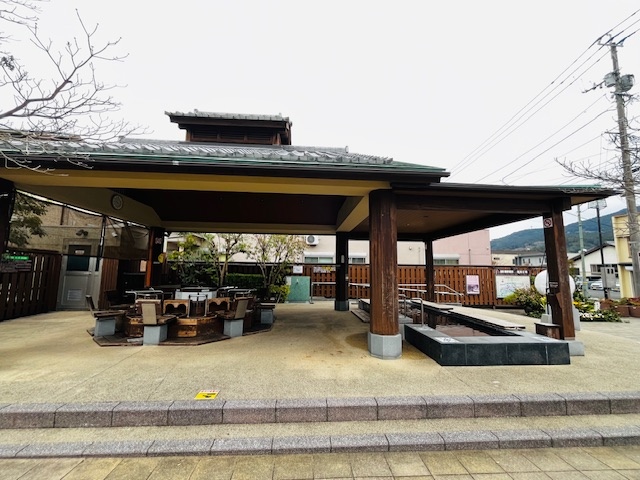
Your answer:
[454,9,640,180]
[452,45,607,173]
[591,8,640,46]
[474,104,614,184]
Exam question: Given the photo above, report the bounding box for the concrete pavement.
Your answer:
[0,301,639,478]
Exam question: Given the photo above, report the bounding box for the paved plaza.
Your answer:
[0,301,639,478]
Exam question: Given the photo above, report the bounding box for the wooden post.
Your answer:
[145,227,165,288]
[543,200,575,340]
[0,179,16,255]
[335,232,349,311]
[369,190,399,339]
[424,238,435,302]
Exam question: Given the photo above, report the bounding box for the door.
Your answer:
[58,244,101,310]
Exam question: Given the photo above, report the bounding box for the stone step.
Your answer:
[1,391,639,429]
[1,423,640,459]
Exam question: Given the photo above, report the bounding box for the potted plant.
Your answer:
[628,298,640,318]
[613,298,631,317]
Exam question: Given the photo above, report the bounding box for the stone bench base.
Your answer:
[224,318,244,337]
[535,322,561,339]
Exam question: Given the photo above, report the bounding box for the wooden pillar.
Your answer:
[424,238,435,302]
[543,200,575,340]
[0,180,16,255]
[145,227,165,287]
[334,232,349,311]
[368,190,401,358]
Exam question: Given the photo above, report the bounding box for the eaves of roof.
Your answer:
[0,138,449,180]
[165,110,291,123]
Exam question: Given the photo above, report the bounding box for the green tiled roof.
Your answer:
[0,137,448,175]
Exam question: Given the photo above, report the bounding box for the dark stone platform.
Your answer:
[404,324,570,366]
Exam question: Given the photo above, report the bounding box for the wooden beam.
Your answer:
[336,196,368,232]
[335,232,349,311]
[369,190,398,335]
[424,239,435,302]
[543,201,575,340]
[145,227,165,288]
[396,195,561,214]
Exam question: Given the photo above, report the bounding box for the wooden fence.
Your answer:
[0,257,542,321]
[0,250,61,321]
[303,264,543,307]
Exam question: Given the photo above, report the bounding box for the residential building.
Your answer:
[491,251,520,266]
[613,214,636,297]
[165,230,492,266]
[568,242,618,287]
[301,230,491,265]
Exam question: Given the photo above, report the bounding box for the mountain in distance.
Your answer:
[490,209,626,252]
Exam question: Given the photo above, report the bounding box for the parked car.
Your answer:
[588,281,620,291]
[590,281,603,290]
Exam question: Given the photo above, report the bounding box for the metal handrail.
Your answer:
[434,284,464,304]
[397,284,463,301]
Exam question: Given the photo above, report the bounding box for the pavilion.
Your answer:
[0,111,616,358]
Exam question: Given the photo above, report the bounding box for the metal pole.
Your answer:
[596,204,609,299]
[577,205,588,296]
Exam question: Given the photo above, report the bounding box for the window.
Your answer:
[304,255,334,264]
[349,254,367,264]
[434,258,459,265]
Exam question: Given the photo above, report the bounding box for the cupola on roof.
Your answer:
[166,110,292,146]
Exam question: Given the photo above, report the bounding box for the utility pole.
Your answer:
[605,39,640,297]
[595,201,609,299]
[577,205,588,296]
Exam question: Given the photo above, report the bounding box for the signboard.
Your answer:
[292,265,303,274]
[495,268,531,299]
[466,275,480,295]
[313,266,336,273]
[0,254,32,273]
[194,389,219,400]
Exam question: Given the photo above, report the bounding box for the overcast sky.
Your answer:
[22,1,640,239]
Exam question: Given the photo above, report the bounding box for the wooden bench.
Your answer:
[255,303,277,324]
[448,307,526,331]
[140,301,177,344]
[207,297,231,316]
[218,297,250,337]
[415,299,455,311]
[85,296,126,337]
[163,299,189,317]
[535,322,562,339]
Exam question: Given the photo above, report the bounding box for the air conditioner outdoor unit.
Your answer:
[305,235,319,246]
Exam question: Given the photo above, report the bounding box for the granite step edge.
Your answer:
[1,391,639,429]
[1,425,640,458]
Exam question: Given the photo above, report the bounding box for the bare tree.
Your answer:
[1,0,142,173]
[558,127,640,197]
[201,233,249,287]
[248,234,306,291]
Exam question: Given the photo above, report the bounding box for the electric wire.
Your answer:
[453,9,640,182]
[593,8,640,46]
[452,46,606,173]
[474,103,614,184]
[453,47,609,177]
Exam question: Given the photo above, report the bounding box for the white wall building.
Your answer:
[302,230,491,266]
[569,242,618,285]
[166,230,492,266]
